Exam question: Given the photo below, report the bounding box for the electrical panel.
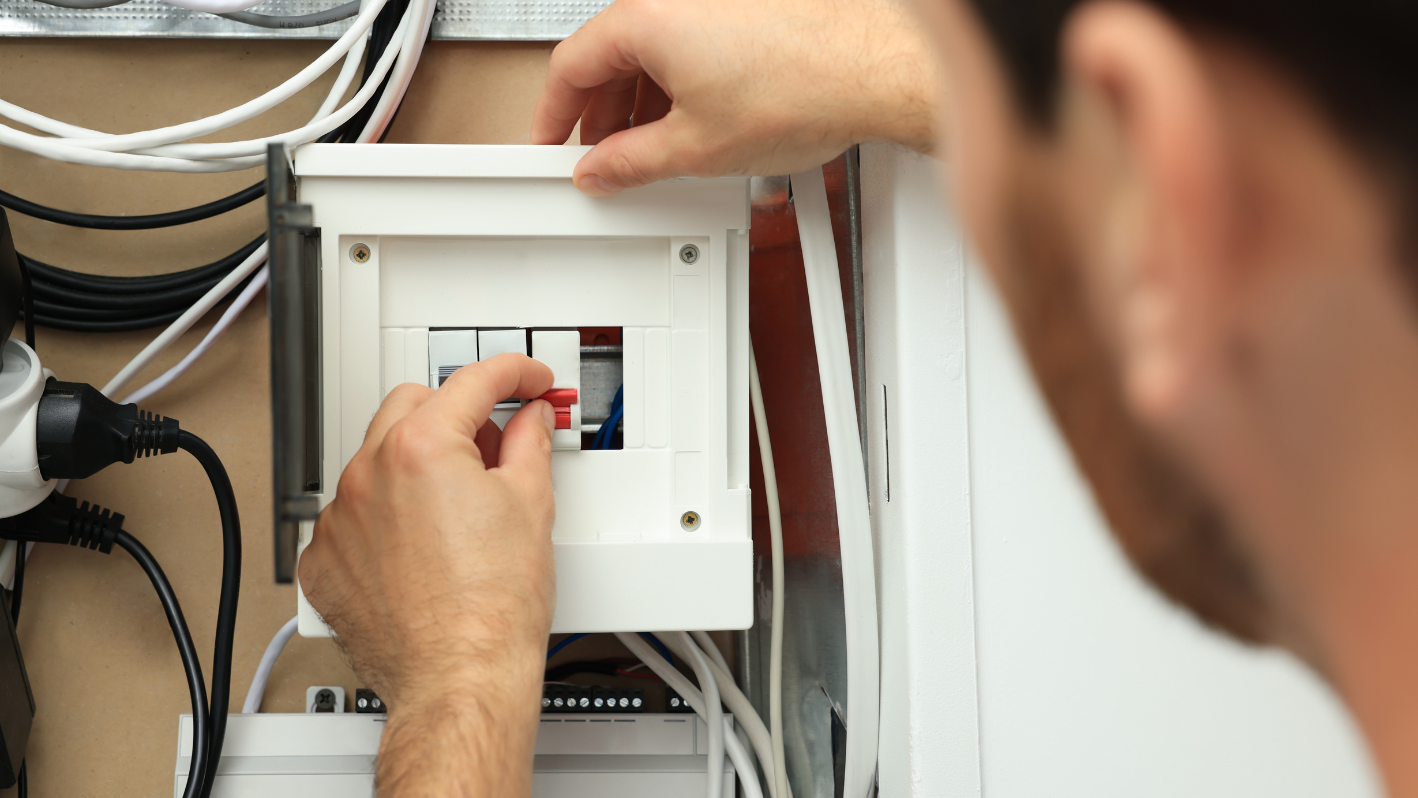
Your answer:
[175,713,735,798]
[291,144,752,636]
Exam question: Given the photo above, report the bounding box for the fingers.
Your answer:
[631,73,672,127]
[531,3,648,146]
[361,382,435,455]
[416,353,555,442]
[580,75,642,144]
[572,114,694,196]
[494,399,557,505]
[474,418,503,464]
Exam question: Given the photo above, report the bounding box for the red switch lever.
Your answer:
[538,388,578,407]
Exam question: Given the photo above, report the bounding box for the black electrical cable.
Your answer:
[17,254,35,349]
[0,182,264,232]
[4,8,420,329]
[177,431,241,798]
[31,273,240,312]
[114,529,210,798]
[21,236,264,295]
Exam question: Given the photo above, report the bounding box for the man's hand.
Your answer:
[532,0,938,196]
[299,354,557,796]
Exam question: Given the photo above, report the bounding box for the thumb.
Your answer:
[573,116,691,196]
[495,399,556,504]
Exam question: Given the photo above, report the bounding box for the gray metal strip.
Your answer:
[0,0,610,39]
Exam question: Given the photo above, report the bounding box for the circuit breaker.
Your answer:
[290,144,752,636]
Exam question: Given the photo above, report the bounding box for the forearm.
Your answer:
[843,0,941,154]
[376,675,543,796]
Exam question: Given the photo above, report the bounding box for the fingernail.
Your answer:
[539,401,556,432]
[578,174,622,196]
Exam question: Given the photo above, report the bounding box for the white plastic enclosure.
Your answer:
[292,144,752,637]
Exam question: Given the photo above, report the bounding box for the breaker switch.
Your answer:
[539,387,578,429]
[539,388,579,406]
[531,331,582,451]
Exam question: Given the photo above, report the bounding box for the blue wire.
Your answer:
[592,385,625,450]
[639,632,674,665]
[545,631,674,666]
[546,633,588,660]
[597,404,625,450]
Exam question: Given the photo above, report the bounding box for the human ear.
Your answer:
[1061,0,1238,426]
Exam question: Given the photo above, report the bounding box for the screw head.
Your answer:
[680,511,701,531]
[542,697,551,708]
[350,243,371,263]
[579,697,590,708]
[678,244,700,264]
[357,697,368,709]
[632,697,643,708]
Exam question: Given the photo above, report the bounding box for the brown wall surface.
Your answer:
[0,37,555,796]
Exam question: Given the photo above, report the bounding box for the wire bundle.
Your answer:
[0,0,432,172]
[20,238,262,332]
[9,0,417,332]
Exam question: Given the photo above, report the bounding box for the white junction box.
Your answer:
[292,145,753,636]
[176,713,736,798]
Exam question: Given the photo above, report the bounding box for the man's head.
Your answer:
[915,0,1418,698]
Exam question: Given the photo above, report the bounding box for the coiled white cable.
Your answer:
[103,1,430,404]
[243,616,300,713]
[0,0,387,152]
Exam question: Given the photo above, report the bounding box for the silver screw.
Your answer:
[542,697,551,708]
[680,511,701,531]
[632,697,643,708]
[350,243,371,263]
[357,697,368,709]
[678,244,700,264]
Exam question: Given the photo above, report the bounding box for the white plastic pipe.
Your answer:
[789,166,880,797]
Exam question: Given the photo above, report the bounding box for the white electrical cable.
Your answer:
[750,345,790,798]
[689,631,732,677]
[99,242,267,398]
[723,714,765,798]
[675,632,724,798]
[163,0,271,15]
[0,5,407,172]
[120,266,269,406]
[356,0,435,142]
[789,166,880,798]
[97,0,428,408]
[0,0,387,153]
[657,631,785,798]
[243,616,300,713]
[614,633,763,798]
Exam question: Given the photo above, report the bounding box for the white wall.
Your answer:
[864,141,1381,798]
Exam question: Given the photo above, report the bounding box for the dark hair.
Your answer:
[967,0,1418,233]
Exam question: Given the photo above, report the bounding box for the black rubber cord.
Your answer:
[0,182,264,231]
[179,431,241,798]
[114,529,209,798]
[21,235,263,295]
